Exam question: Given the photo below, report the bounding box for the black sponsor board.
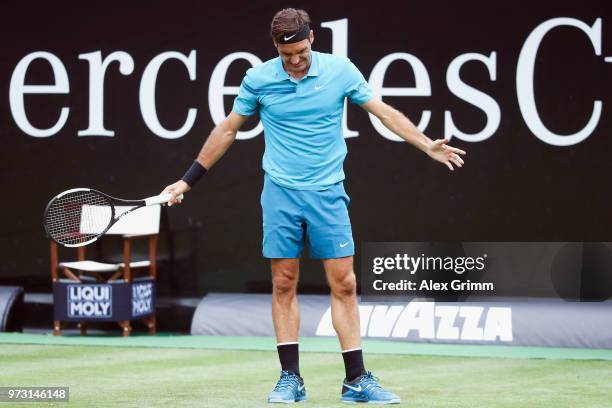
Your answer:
[1,1,611,296]
[53,278,155,322]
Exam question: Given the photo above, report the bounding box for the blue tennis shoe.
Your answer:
[267,370,307,403]
[341,371,400,404]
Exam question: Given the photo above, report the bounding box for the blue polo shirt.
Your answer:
[232,51,373,190]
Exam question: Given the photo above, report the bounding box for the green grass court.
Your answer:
[1,334,611,407]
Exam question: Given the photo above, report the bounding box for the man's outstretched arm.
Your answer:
[360,98,466,171]
[161,111,249,204]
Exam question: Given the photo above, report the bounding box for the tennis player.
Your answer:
[162,8,465,404]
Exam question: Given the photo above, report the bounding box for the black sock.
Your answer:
[342,348,365,382]
[277,342,300,376]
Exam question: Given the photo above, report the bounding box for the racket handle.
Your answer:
[145,193,184,206]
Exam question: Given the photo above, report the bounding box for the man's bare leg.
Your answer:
[271,258,300,342]
[268,258,306,402]
[322,256,360,350]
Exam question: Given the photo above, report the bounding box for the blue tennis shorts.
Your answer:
[261,174,354,259]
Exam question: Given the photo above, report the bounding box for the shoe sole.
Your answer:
[341,397,401,404]
[267,398,307,404]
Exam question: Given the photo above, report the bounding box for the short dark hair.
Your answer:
[270,8,311,43]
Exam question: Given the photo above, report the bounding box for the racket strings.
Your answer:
[45,191,112,246]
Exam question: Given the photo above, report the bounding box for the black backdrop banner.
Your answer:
[1,1,610,296]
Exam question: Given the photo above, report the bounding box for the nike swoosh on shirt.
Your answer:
[340,242,350,248]
[284,33,297,41]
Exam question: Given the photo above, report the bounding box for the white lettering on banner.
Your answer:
[392,302,435,338]
[78,51,135,137]
[368,53,432,141]
[483,307,513,341]
[140,50,198,139]
[435,305,460,339]
[315,302,513,342]
[8,17,608,146]
[458,306,484,340]
[132,282,153,316]
[321,18,359,139]
[70,285,109,301]
[517,18,602,146]
[133,298,152,315]
[133,283,152,299]
[367,305,404,337]
[445,52,500,142]
[67,285,112,318]
[316,305,374,336]
[9,52,70,137]
[208,52,263,140]
[69,301,111,317]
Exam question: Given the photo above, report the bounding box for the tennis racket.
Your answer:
[43,188,184,248]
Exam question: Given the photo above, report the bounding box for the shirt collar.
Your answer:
[306,51,319,77]
[275,56,290,79]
